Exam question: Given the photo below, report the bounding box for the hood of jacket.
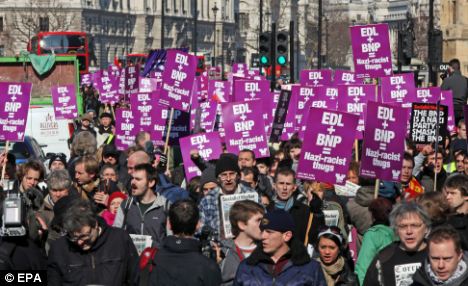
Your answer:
[162,236,201,254]
[354,186,375,207]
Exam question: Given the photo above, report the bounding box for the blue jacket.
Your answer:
[233,239,326,286]
[155,173,189,203]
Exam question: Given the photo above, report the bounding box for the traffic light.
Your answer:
[276,31,288,66]
[259,32,271,66]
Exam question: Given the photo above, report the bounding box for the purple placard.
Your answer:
[80,74,92,86]
[314,86,339,110]
[159,51,197,112]
[139,77,158,93]
[163,110,191,145]
[415,87,440,103]
[297,108,359,184]
[115,109,138,150]
[440,90,456,133]
[125,65,140,96]
[95,70,119,104]
[150,105,169,146]
[197,73,209,101]
[130,92,156,133]
[360,101,407,182]
[380,73,416,108]
[51,84,78,120]
[208,80,231,103]
[300,70,333,86]
[222,101,270,158]
[0,82,32,142]
[281,85,301,140]
[108,65,122,79]
[294,85,317,132]
[337,84,377,139]
[350,24,393,77]
[197,101,218,132]
[179,132,223,181]
[334,70,359,85]
[234,79,270,101]
[232,63,248,74]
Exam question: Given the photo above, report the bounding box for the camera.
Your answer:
[1,181,27,237]
[197,226,220,260]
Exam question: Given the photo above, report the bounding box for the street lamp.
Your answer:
[212,3,218,67]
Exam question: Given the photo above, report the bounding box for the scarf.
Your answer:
[426,259,467,285]
[273,196,295,211]
[318,256,345,286]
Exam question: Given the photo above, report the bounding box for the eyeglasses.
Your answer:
[397,223,424,231]
[67,227,94,242]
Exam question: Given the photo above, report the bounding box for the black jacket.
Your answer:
[147,235,222,286]
[411,253,468,286]
[0,237,47,270]
[447,213,468,251]
[47,219,139,286]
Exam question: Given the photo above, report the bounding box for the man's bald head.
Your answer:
[127,151,151,175]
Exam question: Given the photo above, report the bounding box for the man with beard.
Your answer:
[113,163,169,247]
[364,202,431,286]
[444,174,468,250]
[400,152,424,201]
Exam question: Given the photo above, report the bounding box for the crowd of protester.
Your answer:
[0,75,467,286]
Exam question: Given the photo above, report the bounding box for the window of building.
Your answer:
[39,17,49,32]
[0,45,4,56]
[0,17,4,32]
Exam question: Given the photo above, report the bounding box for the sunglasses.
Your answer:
[318,226,343,243]
[48,153,67,160]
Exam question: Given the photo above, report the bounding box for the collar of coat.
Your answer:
[245,236,310,267]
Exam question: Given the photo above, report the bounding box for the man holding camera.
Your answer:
[441,58,468,125]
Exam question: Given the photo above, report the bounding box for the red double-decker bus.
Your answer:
[28,31,89,74]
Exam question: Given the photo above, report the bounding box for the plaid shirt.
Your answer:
[198,183,256,238]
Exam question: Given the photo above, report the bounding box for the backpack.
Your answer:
[138,247,158,286]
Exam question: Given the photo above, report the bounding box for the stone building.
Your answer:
[0,0,236,69]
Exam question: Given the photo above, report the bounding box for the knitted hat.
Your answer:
[102,144,119,158]
[215,153,240,177]
[260,209,296,233]
[199,167,218,189]
[107,192,127,209]
[48,153,67,169]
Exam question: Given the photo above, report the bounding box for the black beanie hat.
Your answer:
[215,153,240,177]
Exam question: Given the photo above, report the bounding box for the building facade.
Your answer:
[0,0,236,69]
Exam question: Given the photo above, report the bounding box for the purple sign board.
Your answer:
[193,100,218,132]
[415,87,440,103]
[337,84,377,139]
[139,77,158,93]
[0,82,32,142]
[380,73,416,108]
[130,92,156,133]
[162,110,191,145]
[314,86,339,110]
[300,70,333,86]
[179,132,223,181]
[80,74,92,86]
[234,79,270,101]
[350,24,393,77]
[222,101,270,158]
[125,65,140,96]
[150,105,169,146]
[440,90,456,133]
[159,50,197,112]
[334,70,359,85]
[51,84,78,120]
[232,63,248,74]
[115,109,138,150]
[95,70,119,104]
[297,108,359,184]
[208,80,231,103]
[360,101,407,182]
